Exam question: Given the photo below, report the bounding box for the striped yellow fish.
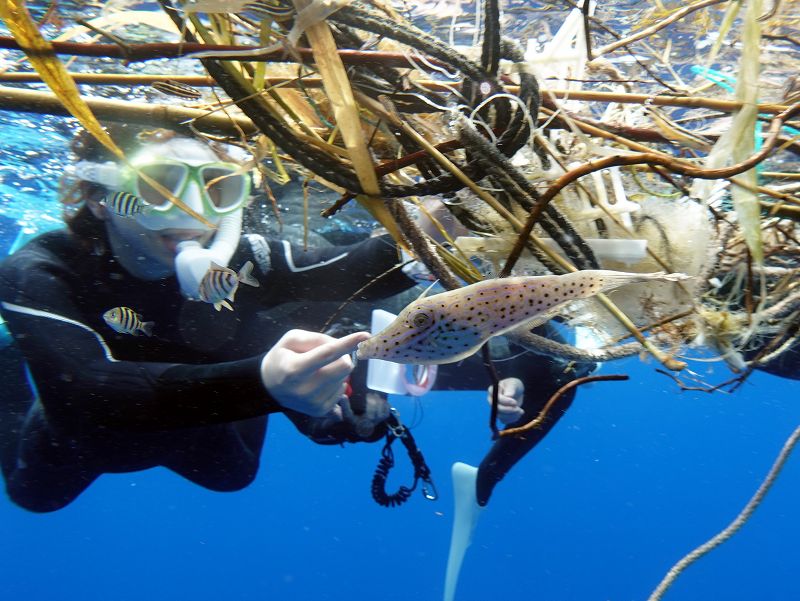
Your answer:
[103,307,154,337]
[151,80,203,100]
[102,191,148,217]
[357,270,689,365]
[199,261,260,311]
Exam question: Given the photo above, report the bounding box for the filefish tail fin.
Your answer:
[238,261,260,288]
[140,321,155,337]
[595,270,691,294]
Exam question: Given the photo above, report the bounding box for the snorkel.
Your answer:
[174,209,243,300]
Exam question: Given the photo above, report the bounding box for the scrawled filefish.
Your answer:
[102,191,149,217]
[103,307,154,337]
[357,270,689,365]
[199,260,260,311]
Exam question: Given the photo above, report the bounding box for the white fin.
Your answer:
[237,260,260,288]
[140,321,155,337]
[415,279,440,302]
[214,300,234,311]
[443,462,483,601]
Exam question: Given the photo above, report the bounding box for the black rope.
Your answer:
[371,412,435,508]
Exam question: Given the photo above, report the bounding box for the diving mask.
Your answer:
[74,157,251,231]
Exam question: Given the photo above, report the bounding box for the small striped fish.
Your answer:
[199,260,260,311]
[357,270,690,365]
[151,80,203,100]
[103,307,155,337]
[102,191,148,217]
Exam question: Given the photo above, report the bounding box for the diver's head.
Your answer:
[69,127,250,279]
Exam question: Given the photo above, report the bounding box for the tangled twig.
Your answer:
[500,374,630,438]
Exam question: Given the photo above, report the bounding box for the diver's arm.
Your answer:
[262,234,416,301]
[0,302,282,432]
[0,260,281,432]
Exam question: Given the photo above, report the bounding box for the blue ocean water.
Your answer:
[1,359,799,601]
[1,18,800,601]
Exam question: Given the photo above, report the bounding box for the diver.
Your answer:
[0,123,563,514]
[0,124,416,512]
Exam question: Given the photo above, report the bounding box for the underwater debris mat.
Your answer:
[0,0,799,382]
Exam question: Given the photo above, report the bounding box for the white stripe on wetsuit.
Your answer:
[280,240,348,273]
[1,301,118,362]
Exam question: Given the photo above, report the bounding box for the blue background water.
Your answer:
[1,357,799,601]
[2,40,800,601]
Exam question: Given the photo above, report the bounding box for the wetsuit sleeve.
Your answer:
[0,267,282,433]
[260,234,416,302]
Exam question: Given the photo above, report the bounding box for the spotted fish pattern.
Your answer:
[357,270,689,365]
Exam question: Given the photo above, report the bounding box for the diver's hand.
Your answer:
[487,377,525,425]
[336,392,391,438]
[261,329,370,417]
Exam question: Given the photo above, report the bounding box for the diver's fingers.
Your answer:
[274,329,338,354]
[335,395,355,422]
[497,406,525,425]
[488,377,525,425]
[261,330,352,416]
[295,331,371,377]
[487,379,524,405]
[498,377,525,402]
[490,393,524,425]
[309,381,348,417]
[491,396,524,413]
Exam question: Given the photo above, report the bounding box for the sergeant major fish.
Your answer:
[103,306,155,337]
[357,270,689,365]
[102,191,149,217]
[199,260,260,311]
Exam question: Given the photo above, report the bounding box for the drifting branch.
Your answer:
[500,374,630,437]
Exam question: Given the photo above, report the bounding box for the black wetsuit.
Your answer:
[0,228,413,512]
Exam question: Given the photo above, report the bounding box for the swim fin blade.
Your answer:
[443,462,484,601]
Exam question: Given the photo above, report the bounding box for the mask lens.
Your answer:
[201,166,247,210]
[135,163,188,206]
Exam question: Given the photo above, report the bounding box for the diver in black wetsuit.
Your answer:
[0,126,418,512]
[0,124,588,514]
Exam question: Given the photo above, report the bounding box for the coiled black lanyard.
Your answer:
[371,409,437,507]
